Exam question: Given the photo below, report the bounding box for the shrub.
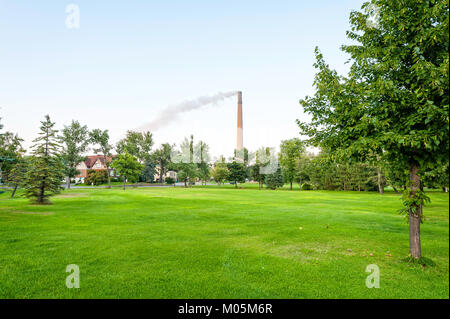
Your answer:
[85,170,108,186]
[301,183,313,190]
[265,166,284,190]
[165,177,176,185]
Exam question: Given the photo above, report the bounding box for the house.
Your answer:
[153,169,177,183]
[75,155,115,183]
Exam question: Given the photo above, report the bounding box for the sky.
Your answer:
[0,0,365,159]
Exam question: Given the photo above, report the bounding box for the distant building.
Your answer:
[153,169,177,183]
[75,155,116,183]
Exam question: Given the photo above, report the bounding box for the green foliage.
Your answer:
[0,132,25,184]
[152,143,172,183]
[298,0,449,257]
[89,129,114,186]
[210,161,229,186]
[174,163,197,187]
[85,170,108,186]
[117,131,154,163]
[399,188,431,222]
[279,138,305,189]
[299,0,449,170]
[265,165,284,190]
[111,153,144,189]
[165,177,176,185]
[24,115,64,204]
[227,161,247,188]
[59,120,89,183]
[301,183,313,190]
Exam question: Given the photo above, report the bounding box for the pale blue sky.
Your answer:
[0,0,364,158]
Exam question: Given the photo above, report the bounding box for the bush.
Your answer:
[301,183,313,190]
[265,166,284,190]
[165,177,176,185]
[85,170,108,186]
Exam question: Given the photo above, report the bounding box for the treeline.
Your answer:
[1,115,448,205]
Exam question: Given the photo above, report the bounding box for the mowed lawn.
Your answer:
[0,185,448,299]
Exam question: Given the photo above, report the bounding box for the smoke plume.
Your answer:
[137,91,238,132]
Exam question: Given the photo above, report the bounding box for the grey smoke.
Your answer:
[137,91,238,132]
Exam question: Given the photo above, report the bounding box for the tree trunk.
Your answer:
[159,164,164,184]
[39,178,46,204]
[409,161,422,259]
[299,178,302,191]
[377,168,384,195]
[11,184,18,198]
[123,176,126,190]
[107,167,111,189]
[66,176,71,189]
[290,181,293,190]
[235,182,238,189]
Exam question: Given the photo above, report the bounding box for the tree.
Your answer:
[6,157,29,198]
[298,0,449,259]
[89,129,114,188]
[227,161,247,188]
[175,163,197,187]
[152,143,172,183]
[265,164,284,190]
[24,115,64,204]
[111,153,143,190]
[0,131,25,185]
[0,130,27,198]
[210,161,229,186]
[116,131,154,163]
[171,135,199,187]
[117,131,154,183]
[279,138,305,190]
[295,154,311,190]
[195,140,211,185]
[60,120,89,189]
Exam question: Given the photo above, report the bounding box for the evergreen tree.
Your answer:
[24,115,64,204]
[265,165,284,190]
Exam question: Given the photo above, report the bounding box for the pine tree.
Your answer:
[24,115,64,204]
[265,165,284,190]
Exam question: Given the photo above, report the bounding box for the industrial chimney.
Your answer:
[237,91,243,151]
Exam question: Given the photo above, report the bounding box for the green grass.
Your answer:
[0,185,448,299]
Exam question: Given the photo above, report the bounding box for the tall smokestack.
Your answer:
[237,91,243,151]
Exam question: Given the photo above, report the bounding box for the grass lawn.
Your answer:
[0,185,448,299]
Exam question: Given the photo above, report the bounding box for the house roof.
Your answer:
[83,155,114,169]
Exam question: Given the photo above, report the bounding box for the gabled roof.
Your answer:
[83,155,114,169]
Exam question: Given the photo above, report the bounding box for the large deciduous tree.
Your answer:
[111,152,143,190]
[89,129,114,188]
[24,115,64,204]
[117,130,153,164]
[298,0,449,259]
[60,120,89,189]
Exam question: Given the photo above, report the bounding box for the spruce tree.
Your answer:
[265,165,284,190]
[24,115,64,204]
